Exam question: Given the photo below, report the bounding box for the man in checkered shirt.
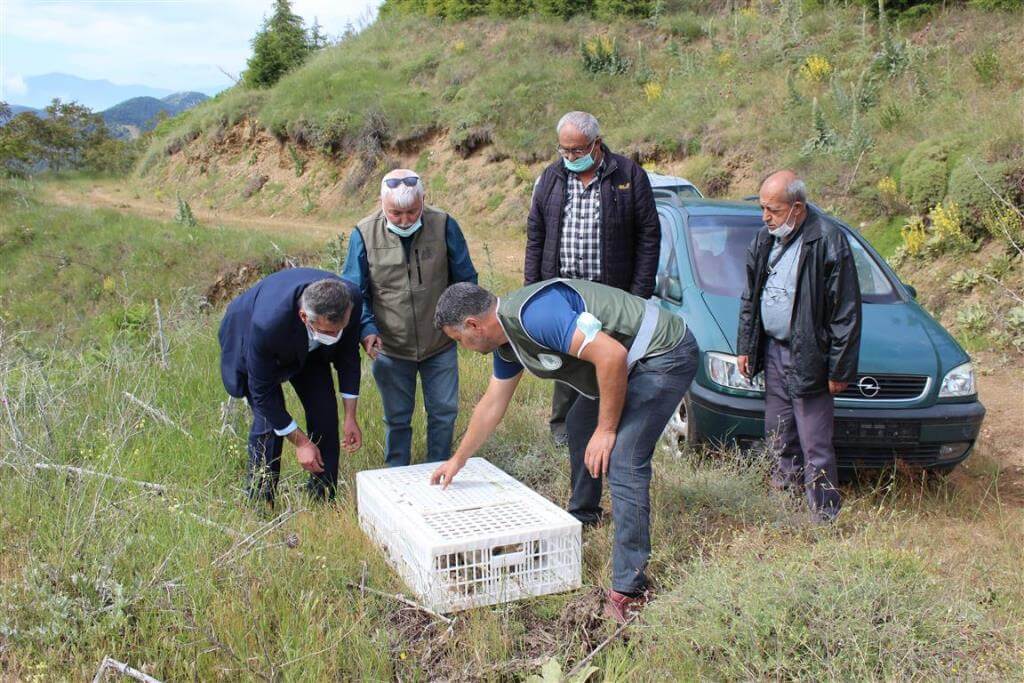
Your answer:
[525,111,661,447]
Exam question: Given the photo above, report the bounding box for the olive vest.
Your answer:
[495,279,687,398]
[357,206,452,361]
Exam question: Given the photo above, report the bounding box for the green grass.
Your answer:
[1,183,1022,680]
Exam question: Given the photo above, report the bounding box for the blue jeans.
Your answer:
[566,330,699,594]
[371,344,459,467]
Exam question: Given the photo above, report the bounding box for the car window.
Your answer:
[685,215,762,297]
[657,212,683,302]
[847,236,897,301]
[685,215,902,303]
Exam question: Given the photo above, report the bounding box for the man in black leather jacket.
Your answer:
[737,170,861,521]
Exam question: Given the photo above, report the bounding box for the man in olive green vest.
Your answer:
[429,279,699,623]
[342,169,477,467]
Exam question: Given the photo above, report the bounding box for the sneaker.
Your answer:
[603,589,647,624]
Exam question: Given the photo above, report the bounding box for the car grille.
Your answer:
[837,374,929,400]
[835,443,942,467]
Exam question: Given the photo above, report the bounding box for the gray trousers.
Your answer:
[566,330,699,594]
[764,338,841,519]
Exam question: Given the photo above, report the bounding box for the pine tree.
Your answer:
[309,17,328,49]
[245,0,313,88]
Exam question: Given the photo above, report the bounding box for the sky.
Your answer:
[0,0,383,100]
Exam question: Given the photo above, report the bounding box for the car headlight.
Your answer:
[939,362,976,398]
[706,352,765,393]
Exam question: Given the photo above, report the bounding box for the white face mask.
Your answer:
[767,205,798,239]
[306,321,343,346]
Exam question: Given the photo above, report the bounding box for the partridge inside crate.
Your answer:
[356,458,582,613]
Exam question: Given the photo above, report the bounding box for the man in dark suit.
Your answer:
[218,268,363,503]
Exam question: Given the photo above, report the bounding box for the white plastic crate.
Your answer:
[356,457,582,613]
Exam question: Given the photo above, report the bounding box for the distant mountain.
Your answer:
[8,104,40,117]
[101,92,210,139]
[14,73,176,111]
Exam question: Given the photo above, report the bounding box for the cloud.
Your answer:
[4,0,381,90]
[3,73,28,96]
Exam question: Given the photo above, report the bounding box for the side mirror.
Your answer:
[662,276,683,304]
[904,283,917,299]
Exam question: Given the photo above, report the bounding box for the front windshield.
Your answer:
[684,215,901,303]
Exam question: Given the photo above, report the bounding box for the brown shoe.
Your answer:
[603,589,647,624]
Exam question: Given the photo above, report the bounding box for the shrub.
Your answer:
[174,194,198,228]
[971,47,1002,85]
[899,138,952,213]
[900,215,927,256]
[644,81,664,102]
[593,0,654,19]
[799,55,834,84]
[580,36,631,75]
[983,205,1024,251]
[950,269,982,292]
[661,12,705,42]
[956,303,991,334]
[877,175,903,214]
[946,158,1017,238]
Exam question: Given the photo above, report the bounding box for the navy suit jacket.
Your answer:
[218,268,362,431]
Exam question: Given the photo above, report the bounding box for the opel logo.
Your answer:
[858,376,881,398]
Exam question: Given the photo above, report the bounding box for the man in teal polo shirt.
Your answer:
[429,279,699,622]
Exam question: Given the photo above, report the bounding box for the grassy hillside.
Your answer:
[1,180,1023,680]
[131,3,1024,352]
[140,4,1022,213]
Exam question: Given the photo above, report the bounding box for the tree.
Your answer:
[40,99,109,172]
[245,0,313,88]
[309,16,329,49]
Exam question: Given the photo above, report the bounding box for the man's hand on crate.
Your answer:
[430,458,465,489]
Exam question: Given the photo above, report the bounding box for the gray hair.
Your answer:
[784,178,807,204]
[556,111,600,142]
[380,169,425,210]
[434,283,496,330]
[300,279,351,324]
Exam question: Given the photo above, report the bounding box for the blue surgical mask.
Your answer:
[386,217,422,238]
[563,152,596,173]
[562,140,598,173]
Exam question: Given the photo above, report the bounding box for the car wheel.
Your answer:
[665,393,702,444]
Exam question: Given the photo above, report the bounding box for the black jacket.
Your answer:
[524,145,660,298]
[737,205,862,396]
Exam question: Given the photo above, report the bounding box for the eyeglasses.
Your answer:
[383,176,421,189]
[557,140,597,158]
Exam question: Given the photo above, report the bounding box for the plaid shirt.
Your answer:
[558,162,604,280]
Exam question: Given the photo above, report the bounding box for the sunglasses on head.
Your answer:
[383,176,421,189]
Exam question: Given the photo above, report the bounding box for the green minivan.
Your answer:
[654,196,985,472]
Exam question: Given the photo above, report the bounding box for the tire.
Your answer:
[664,393,702,445]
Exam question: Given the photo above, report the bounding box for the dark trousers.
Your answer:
[566,331,699,594]
[764,339,841,519]
[549,382,578,437]
[246,352,340,504]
